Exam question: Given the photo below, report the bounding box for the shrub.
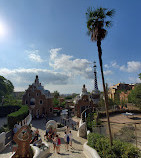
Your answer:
[7,105,29,129]
[0,105,21,117]
[87,133,140,158]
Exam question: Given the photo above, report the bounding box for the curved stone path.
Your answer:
[31,118,87,158]
[0,118,87,158]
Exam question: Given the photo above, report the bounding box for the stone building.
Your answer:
[74,62,100,117]
[108,83,134,102]
[22,75,53,118]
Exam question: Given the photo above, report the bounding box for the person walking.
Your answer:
[66,126,69,134]
[56,135,61,154]
[64,132,69,151]
[68,131,73,148]
[52,136,57,153]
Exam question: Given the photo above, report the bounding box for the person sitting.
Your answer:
[44,129,49,140]
[33,138,42,147]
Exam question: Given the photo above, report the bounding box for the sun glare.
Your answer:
[0,22,7,37]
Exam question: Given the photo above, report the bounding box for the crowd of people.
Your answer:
[12,118,76,155]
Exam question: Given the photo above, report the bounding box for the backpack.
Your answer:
[67,135,70,142]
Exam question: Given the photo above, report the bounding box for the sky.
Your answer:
[0,0,141,94]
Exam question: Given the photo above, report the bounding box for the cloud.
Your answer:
[104,61,119,69]
[104,64,109,68]
[103,70,113,75]
[128,77,141,83]
[26,49,44,62]
[49,48,93,79]
[120,61,141,72]
[0,68,70,91]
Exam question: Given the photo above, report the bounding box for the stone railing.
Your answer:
[0,132,6,153]
[16,113,32,127]
[83,142,100,158]
[0,114,32,153]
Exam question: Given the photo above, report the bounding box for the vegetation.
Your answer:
[53,91,60,98]
[88,133,140,158]
[128,84,141,108]
[0,76,14,102]
[7,105,29,129]
[86,7,115,146]
[114,125,135,143]
[139,73,141,80]
[87,113,101,131]
[3,95,22,106]
[0,105,21,117]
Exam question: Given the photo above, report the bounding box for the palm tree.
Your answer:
[86,7,115,146]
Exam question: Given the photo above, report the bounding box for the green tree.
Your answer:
[128,84,141,107]
[0,76,14,102]
[53,91,60,99]
[86,7,115,146]
[139,73,141,80]
[53,98,59,107]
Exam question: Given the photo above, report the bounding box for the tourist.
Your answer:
[44,129,49,140]
[68,131,73,148]
[56,135,61,154]
[52,135,57,153]
[71,123,74,130]
[34,128,39,140]
[64,132,69,151]
[66,126,69,134]
[13,125,18,134]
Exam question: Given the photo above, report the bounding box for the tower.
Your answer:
[92,61,100,104]
[94,61,99,91]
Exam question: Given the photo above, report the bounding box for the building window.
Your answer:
[36,93,39,96]
[25,100,28,104]
[40,100,43,104]
[28,93,30,97]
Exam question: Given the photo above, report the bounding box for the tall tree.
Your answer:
[86,7,115,146]
[0,76,14,102]
[139,73,141,80]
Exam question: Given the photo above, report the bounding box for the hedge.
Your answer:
[7,105,29,129]
[87,133,141,158]
[0,105,21,117]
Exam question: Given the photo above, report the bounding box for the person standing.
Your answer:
[64,132,69,151]
[66,126,69,134]
[56,135,61,154]
[68,131,73,148]
[52,136,57,153]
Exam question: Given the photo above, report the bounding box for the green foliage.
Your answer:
[0,76,14,102]
[128,84,141,107]
[115,125,135,143]
[60,101,66,108]
[65,96,73,100]
[53,91,60,98]
[53,98,59,107]
[0,105,21,117]
[3,95,22,106]
[87,133,140,158]
[86,7,115,41]
[7,105,29,129]
[139,73,141,80]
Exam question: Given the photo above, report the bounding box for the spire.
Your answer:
[35,75,40,86]
[93,61,98,91]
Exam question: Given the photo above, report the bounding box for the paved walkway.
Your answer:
[0,117,87,158]
[31,118,87,158]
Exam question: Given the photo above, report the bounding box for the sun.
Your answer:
[0,22,7,37]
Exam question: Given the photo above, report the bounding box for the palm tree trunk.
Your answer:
[97,40,113,146]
